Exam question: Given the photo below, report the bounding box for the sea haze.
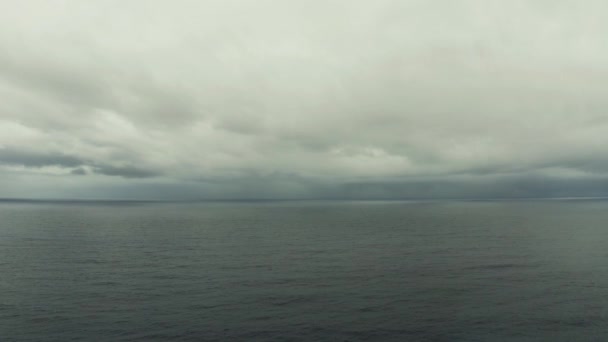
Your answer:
[2,199,608,341]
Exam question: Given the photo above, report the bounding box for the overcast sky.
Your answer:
[1,0,608,200]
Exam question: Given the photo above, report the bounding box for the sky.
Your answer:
[1,0,608,200]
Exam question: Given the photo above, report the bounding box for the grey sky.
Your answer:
[1,0,608,199]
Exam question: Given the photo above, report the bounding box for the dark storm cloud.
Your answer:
[0,148,159,179]
[70,168,87,176]
[0,148,84,168]
[91,165,160,179]
[1,0,608,199]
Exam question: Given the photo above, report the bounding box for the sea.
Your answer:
[2,199,608,341]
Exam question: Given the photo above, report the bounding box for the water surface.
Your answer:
[2,199,608,341]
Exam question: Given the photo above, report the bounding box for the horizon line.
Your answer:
[1,196,608,204]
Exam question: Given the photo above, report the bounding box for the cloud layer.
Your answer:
[2,0,608,199]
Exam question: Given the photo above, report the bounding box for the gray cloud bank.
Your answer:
[1,0,608,200]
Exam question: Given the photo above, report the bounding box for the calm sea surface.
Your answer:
[2,199,608,341]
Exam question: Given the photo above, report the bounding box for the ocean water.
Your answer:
[2,199,608,341]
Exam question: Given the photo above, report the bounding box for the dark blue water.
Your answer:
[2,199,608,341]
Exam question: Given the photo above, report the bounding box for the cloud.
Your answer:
[0,148,83,169]
[0,147,159,179]
[70,168,87,176]
[91,165,160,179]
[1,0,608,199]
